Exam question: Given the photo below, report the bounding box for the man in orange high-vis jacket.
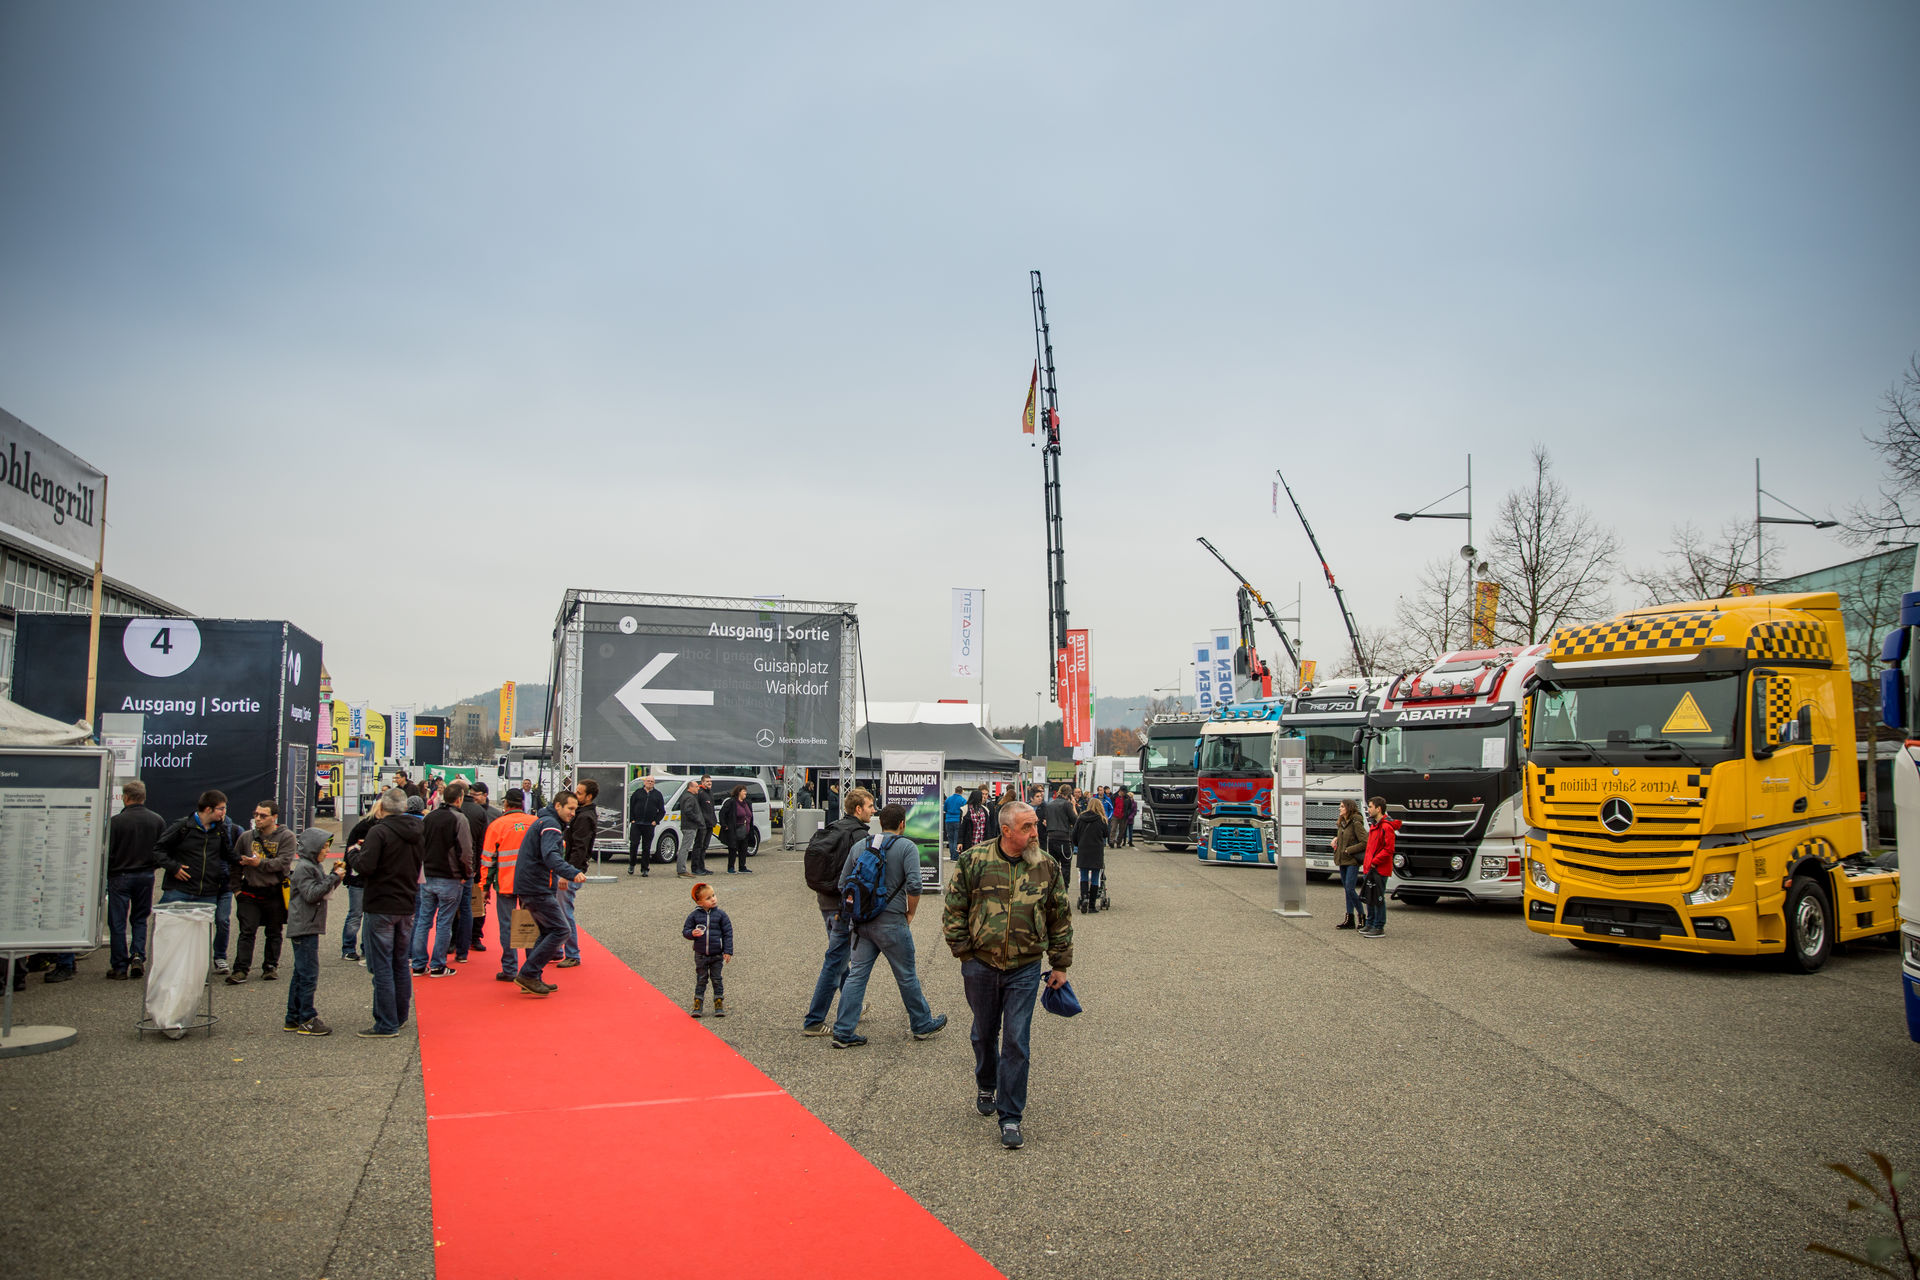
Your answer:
[483,788,538,981]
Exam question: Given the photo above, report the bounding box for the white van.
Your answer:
[633,774,773,867]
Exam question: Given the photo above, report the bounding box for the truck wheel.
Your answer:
[1569,939,1620,952]
[1398,892,1439,907]
[1781,875,1832,973]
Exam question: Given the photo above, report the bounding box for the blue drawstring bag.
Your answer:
[1040,973,1082,1017]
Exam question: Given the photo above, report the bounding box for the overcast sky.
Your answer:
[2,2,1916,722]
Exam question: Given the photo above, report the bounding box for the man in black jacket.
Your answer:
[558,779,598,967]
[627,776,664,876]
[459,784,496,952]
[106,780,166,979]
[156,790,238,973]
[677,778,714,876]
[412,781,473,977]
[350,788,426,1037]
[1042,785,1077,883]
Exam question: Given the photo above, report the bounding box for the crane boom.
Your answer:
[1273,469,1370,678]
[1195,536,1300,670]
[1032,271,1067,698]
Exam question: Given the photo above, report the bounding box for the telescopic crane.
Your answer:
[1196,537,1300,672]
[1031,271,1068,699]
[1273,468,1370,678]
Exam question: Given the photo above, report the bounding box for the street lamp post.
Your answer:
[1754,458,1838,585]
[1394,454,1486,649]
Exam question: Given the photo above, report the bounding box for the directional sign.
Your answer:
[576,603,845,766]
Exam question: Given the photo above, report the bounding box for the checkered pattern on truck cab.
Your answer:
[1551,611,1721,658]
[1745,619,1832,664]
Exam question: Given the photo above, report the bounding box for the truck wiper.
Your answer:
[1620,737,1707,769]
[1534,739,1596,759]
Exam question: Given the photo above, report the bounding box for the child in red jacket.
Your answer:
[1360,798,1399,938]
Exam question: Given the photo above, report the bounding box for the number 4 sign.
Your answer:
[122,618,202,678]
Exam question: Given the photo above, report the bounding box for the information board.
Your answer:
[0,749,111,952]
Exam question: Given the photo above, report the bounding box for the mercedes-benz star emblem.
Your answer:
[1600,797,1635,834]
[756,729,775,748]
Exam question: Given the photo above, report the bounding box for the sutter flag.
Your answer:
[1023,362,1037,434]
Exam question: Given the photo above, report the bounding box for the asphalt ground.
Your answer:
[3,832,1915,1279]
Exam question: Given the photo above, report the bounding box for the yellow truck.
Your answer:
[1521,591,1900,971]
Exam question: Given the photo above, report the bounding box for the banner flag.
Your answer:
[1211,631,1237,707]
[949,589,982,679]
[1471,581,1501,647]
[1298,659,1318,688]
[499,681,517,742]
[1062,630,1092,749]
[1194,640,1214,711]
[1022,363,1037,435]
[391,705,414,763]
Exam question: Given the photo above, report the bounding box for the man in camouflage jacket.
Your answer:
[942,800,1072,1150]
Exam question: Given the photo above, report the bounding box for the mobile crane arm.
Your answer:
[1274,469,1371,678]
[1196,536,1300,671]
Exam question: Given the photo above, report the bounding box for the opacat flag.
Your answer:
[1023,363,1037,435]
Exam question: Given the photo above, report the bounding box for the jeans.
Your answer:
[803,907,853,1028]
[363,912,414,1033]
[494,891,520,977]
[559,883,580,961]
[411,877,466,970]
[161,888,233,960]
[943,821,960,858]
[629,822,655,872]
[1341,865,1362,919]
[1079,866,1103,893]
[962,958,1043,1123]
[519,893,569,982]
[285,934,319,1025]
[832,914,937,1039]
[1365,872,1387,932]
[694,952,725,999]
[107,871,155,971]
[233,890,286,973]
[340,885,365,956]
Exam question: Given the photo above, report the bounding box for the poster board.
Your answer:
[0,748,112,952]
[881,750,944,889]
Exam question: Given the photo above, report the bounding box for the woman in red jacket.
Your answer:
[1360,797,1399,939]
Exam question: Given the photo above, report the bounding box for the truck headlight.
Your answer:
[1905,932,1920,970]
[1479,854,1507,880]
[1527,858,1558,894]
[1392,853,1405,869]
[1449,855,1464,871]
[1683,872,1735,906]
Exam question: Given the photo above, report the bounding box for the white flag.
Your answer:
[950,588,983,679]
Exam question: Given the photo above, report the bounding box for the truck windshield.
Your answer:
[1198,733,1274,776]
[1368,723,1511,773]
[1529,673,1739,756]
[1296,728,1357,774]
[1142,733,1202,771]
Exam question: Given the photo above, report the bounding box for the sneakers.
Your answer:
[470,942,488,952]
[411,968,428,977]
[357,1026,400,1038]
[691,997,705,1018]
[212,958,231,974]
[1359,928,1382,939]
[224,969,249,985]
[494,972,517,982]
[515,974,554,996]
[341,952,361,962]
[260,967,278,981]
[714,998,726,1018]
[830,1034,867,1049]
[1000,1120,1024,1149]
[975,1090,996,1117]
[555,958,581,969]
[106,969,128,981]
[296,1018,331,1036]
[283,1021,302,1032]
[129,958,145,978]
[802,1022,830,1036]
[913,1014,949,1041]
[428,966,457,978]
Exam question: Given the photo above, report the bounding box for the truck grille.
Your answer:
[1397,852,1471,882]
[1560,897,1686,937]
[1304,801,1342,844]
[1154,816,1190,835]
[1388,805,1483,842]
[1149,785,1195,805]
[1210,825,1266,862]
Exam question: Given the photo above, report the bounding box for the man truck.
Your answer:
[1364,646,1545,904]
[1137,711,1209,850]
[1523,592,1900,972]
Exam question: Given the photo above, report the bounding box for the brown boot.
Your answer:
[691,997,705,1018]
[714,997,726,1018]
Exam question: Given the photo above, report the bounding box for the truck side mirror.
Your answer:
[1750,674,1774,760]
[1351,728,1368,773]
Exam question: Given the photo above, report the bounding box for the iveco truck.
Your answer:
[1284,677,1395,878]
[1365,646,1546,904]
[1524,592,1900,972]
[1137,711,1209,850]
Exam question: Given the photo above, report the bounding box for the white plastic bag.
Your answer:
[146,902,213,1035]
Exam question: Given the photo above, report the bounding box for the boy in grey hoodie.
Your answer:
[285,828,345,1035]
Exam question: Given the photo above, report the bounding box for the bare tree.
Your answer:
[1390,555,1473,665]
[1483,447,1620,644]
[1330,622,1428,681]
[1623,519,1781,605]
[1828,547,1915,849]
[1844,354,1920,543]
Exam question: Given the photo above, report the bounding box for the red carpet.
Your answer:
[413,929,1003,1280]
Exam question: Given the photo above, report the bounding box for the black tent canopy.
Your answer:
[852,721,1021,773]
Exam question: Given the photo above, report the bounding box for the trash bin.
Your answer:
[786,808,825,849]
[142,902,216,1040]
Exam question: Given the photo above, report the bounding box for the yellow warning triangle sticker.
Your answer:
[1662,691,1713,734]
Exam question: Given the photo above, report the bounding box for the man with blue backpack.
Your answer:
[828,803,948,1049]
